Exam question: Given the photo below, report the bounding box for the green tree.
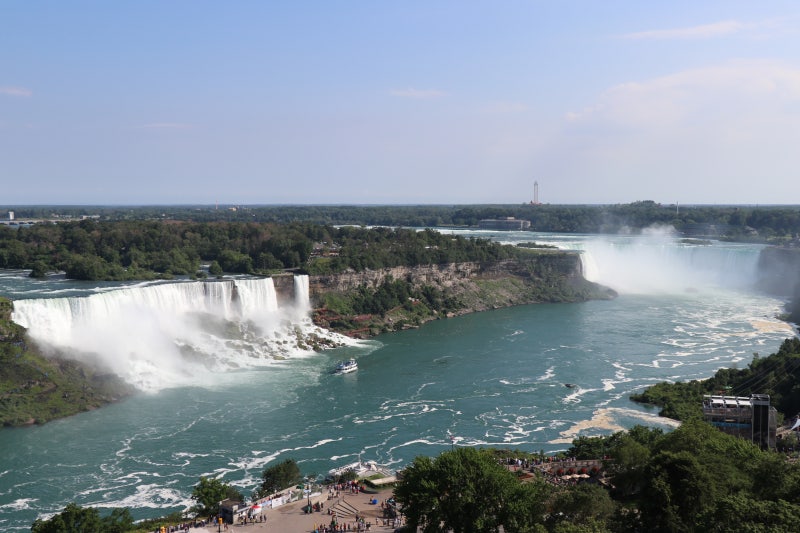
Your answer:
[208,260,223,276]
[31,503,133,533]
[28,260,49,278]
[501,479,552,533]
[190,476,243,517]
[697,493,800,532]
[332,467,359,484]
[547,484,615,529]
[394,447,539,533]
[218,249,254,273]
[606,433,652,497]
[100,508,135,533]
[567,435,608,460]
[64,254,110,281]
[255,458,302,498]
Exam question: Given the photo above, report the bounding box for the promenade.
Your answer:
[202,487,399,533]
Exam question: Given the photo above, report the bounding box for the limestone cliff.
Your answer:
[757,246,800,323]
[308,252,616,337]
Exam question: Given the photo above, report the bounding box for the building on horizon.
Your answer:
[477,217,531,231]
[530,180,541,205]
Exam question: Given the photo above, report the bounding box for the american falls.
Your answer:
[11,275,350,390]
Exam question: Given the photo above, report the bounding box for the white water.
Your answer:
[293,273,311,312]
[440,227,765,295]
[0,232,795,531]
[577,236,761,294]
[11,275,351,390]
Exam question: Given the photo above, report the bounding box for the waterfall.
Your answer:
[235,278,279,317]
[574,235,763,295]
[294,274,310,311]
[11,277,345,390]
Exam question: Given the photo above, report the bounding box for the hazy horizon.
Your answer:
[2,202,799,210]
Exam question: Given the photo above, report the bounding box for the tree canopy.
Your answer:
[5,202,800,243]
[5,201,800,281]
[31,503,133,533]
[254,458,302,499]
[190,476,243,518]
[0,220,518,280]
[394,446,550,533]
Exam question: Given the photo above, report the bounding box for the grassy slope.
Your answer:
[0,298,134,427]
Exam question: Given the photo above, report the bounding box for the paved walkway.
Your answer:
[202,487,399,533]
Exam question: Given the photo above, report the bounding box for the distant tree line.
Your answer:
[0,220,517,281]
[4,201,800,241]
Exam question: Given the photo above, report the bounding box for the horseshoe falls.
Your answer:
[0,232,795,531]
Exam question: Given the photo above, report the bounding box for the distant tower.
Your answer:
[532,181,540,205]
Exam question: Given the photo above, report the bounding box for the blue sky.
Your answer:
[2,1,799,205]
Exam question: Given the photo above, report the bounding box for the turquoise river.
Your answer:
[0,230,795,530]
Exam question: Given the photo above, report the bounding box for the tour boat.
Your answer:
[328,455,394,478]
[334,358,358,374]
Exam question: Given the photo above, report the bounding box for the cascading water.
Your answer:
[440,227,766,295]
[573,234,764,295]
[233,278,279,316]
[11,275,349,390]
[0,232,794,532]
[293,274,311,312]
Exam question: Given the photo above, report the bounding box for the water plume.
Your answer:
[11,275,349,390]
[576,226,762,294]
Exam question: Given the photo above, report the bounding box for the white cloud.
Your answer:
[622,20,744,40]
[389,88,446,99]
[0,86,32,97]
[567,60,800,127]
[543,59,800,203]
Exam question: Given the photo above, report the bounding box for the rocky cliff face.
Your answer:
[757,247,800,296]
[271,273,296,304]
[757,246,800,322]
[307,253,615,337]
[307,254,587,303]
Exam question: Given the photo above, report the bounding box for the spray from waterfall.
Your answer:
[574,227,763,295]
[11,275,350,390]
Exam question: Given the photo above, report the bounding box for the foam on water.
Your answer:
[10,275,352,390]
[0,233,796,530]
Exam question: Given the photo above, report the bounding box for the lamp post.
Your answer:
[304,476,312,513]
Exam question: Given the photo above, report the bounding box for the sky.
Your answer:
[2,1,799,206]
